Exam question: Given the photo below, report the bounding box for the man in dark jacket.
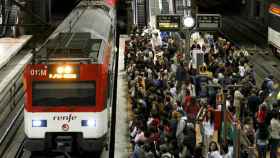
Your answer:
[247,92,261,117]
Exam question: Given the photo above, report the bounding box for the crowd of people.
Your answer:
[124,26,280,158]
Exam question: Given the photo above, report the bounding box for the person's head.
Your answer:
[209,141,219,152]
[220,143,229,155]
[272,110,279,120]
[159,144,168,153]
[165,96,171,102]
[172,111,181,121]
[272,101,278,109]
[244,117,253,125]
[194,143,203,157]
[143,143,151,152]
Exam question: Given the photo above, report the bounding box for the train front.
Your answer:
[23,35,111,153]
[22,0,116,152]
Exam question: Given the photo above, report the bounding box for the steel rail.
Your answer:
[0,104,23,144]
[14,137,27,158]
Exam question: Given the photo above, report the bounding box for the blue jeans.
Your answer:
[257,144,267,158]
[270,138,280,158]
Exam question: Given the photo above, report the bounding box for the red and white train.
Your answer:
[268,2,280,56]
[23,0,117,153]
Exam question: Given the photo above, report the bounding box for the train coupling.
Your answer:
[54,136,73,152]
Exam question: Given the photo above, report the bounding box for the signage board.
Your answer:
[196,14,222,30]
[156,15,181,31]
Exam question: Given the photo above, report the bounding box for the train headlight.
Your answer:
[64,66,72,74]
[81,119,96,127]
[32,120,47,127]
[57,66,64,74]
[56,66,72,74]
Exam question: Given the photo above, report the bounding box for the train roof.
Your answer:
[34,0,114,64]
[50,2,113,41]
[46,32,102,61]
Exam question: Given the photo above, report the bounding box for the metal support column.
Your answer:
[11,0,49,25]
[1,0,5,20]
[222,88,227,143]
[249,0,255,17]
[185,28,190,61]
[183,0,192,61]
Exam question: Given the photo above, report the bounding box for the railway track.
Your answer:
[0,36,49,158]
[220,16,280,84]
[222,16,267,48]
[0,46,33,158]
[16,150,104,158]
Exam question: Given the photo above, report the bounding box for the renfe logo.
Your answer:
[53,114,77,123]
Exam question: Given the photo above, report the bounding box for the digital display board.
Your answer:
[156,15,181,31]
[196,14,222,30]
[48,65,79,79]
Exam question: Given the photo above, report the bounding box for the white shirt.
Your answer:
[170,87,177,97]
[239,65,245,77]
[203,120,214,136]
[208,151,222,158]
[270,118,280,139]
[151,35,162,50]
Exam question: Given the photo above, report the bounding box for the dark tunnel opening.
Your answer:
[51,0,77,17]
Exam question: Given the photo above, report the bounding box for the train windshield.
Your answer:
[32,81,96,106]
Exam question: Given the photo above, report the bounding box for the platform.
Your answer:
[0,35,32,70]
[114,35,130,158]
[0,35,33,127]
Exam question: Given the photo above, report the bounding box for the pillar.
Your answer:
[248,0,256,17]
[32,0,51,23]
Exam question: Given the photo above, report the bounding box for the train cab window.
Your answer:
[32,81,96,106]
[88,39,101,61]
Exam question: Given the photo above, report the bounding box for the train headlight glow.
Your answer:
[50,65,77,79]
[32,120,47,127]
[57,67,64,74]
[81,119,96,127]
[64,66,72,74]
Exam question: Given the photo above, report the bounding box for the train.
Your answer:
[268,2,280,57]
[23,0,117,153]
